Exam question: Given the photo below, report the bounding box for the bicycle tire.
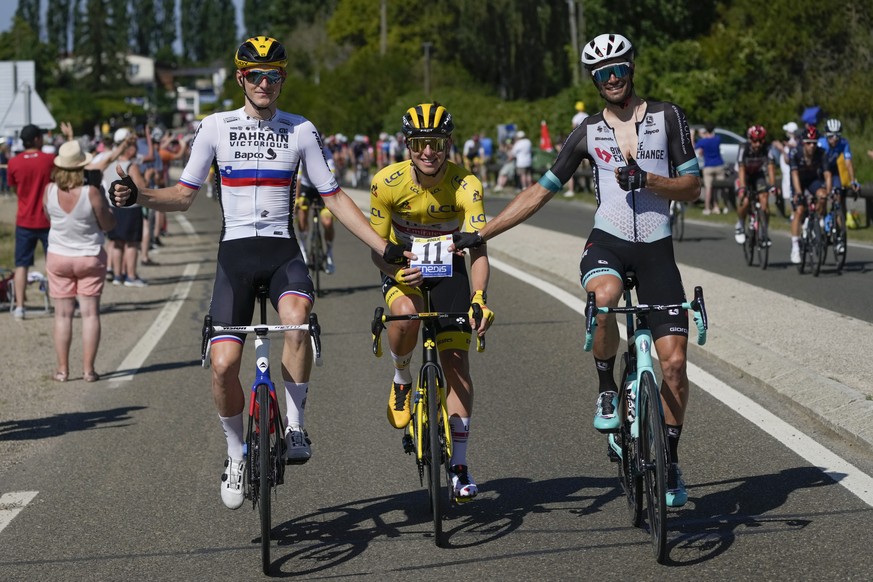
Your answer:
[257,384,272,574]
[639,371,668,563]
[425,365,444,546]
[310,228,323,297]
[742,221,755,266]
[834,219,847,273]
[756,207,769,270]
[812,217,825,277]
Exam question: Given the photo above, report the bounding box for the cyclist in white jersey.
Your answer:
[452,34,701,508]
[109,36,408,510]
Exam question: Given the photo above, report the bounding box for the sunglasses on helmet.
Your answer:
[591,62,632,83]
[408,137,448,153]
[242,68,286,85]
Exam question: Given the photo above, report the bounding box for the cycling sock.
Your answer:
[449,416,470,467]
[219,413,244,460]
[666,424,682,464]
[284,381,309,427]
[594,355,617,392]
[391,349,414,385]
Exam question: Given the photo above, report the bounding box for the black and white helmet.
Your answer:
[581,33,634,69]
[825,118,842,134]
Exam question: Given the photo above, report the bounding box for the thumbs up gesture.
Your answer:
[108,165,139,207]
[615,156,648,191]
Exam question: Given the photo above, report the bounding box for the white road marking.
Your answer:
[109,263,200,385]
[174,214,199,240]
[489,256,873,508]
[0,491,38,534]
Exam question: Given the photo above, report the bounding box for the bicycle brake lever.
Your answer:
[201,315,213,368]
[309,313,323,366]
[372,307,385,357]
[470,303,486,352]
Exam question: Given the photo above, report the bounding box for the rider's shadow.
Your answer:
[666,466,845,566]
[266,473,619,575]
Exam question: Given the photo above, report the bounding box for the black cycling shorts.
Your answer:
[380,253,473,351]
[209,237,313,342]
[579,229,688,340]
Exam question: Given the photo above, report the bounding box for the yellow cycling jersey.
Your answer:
[369,160,486,245]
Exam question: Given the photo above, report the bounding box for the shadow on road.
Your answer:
[0,406,146,441]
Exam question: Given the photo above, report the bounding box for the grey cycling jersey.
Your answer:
[179,107,338,241]
[546,101,699,243]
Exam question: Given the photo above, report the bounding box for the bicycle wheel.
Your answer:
[742,221,755,266]
[812,217,825,277]
[256,384,272,574]
[310,229,323,297]
[638,371,668,563]
[833,220,847,273]
[671,204,685,242]
[756,208,769,270]
[798,223,810,274]
[425,365,444,546]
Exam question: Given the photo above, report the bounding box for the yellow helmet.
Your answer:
[234,36,288,70]
[401,103,454,138]
[575,101,585,112]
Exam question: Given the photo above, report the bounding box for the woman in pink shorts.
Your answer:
[43,140,116,382]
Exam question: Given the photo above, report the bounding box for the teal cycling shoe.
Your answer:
[593,390,620,432]
[666,463,688,507]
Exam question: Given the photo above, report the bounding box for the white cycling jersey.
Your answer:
[179,107,339,241]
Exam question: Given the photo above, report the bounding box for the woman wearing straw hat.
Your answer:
[43,140,116,382]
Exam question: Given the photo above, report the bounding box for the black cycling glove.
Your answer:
[382,241,408,265]
[616,157,647,191]
[452,231,485,250]
[109,175,139,207]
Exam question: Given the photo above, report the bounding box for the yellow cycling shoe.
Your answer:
[387,382,412,428]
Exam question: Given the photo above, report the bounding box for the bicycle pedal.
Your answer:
[402,434,415,455]
[453,495,476,504]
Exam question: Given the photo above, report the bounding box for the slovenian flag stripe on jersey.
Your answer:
[220,168,294,187]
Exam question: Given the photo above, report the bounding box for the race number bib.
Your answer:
[411,234,453,278]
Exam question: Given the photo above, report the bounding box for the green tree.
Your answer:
[130,0,158,57]
[14,0,41,33]
[46,0,73,55]
[73,0,130,92]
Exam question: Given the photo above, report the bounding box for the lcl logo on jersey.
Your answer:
[471,213,486,225]
[428,204,460,219]
[385,170,404,185]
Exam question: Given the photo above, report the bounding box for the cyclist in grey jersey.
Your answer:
[451,33,700,508]
[109,36,409,510]
[553,103,699,243]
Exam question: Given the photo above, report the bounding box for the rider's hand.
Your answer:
[851,181,860,201]
[382,241,409,265]
[394,265,422,287]
[452,231,484,251]
[736,186,747,198]
[108,165,139,207]
[468,290,494,336]
[615,157,647,191]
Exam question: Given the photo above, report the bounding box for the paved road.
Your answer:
[2,189,873,579]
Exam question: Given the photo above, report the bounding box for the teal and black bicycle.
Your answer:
[584,273,708,563]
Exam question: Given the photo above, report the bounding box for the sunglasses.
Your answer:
[408,137,448,153]
[591,62,632,83]
[242,69,286,85]
[826,133,840,139]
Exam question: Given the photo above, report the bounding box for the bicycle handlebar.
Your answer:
[371,305,486,357]
[583,285,708,351]
[201,313,324,368]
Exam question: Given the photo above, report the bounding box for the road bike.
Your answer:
[822,189,848,273]
[301,196,330,297]
[798,198,826,277]
[669,200,685,242]
[584,273,708,563]
[742,198,770,269]
[201,285,323,574]
[370,284,484,547]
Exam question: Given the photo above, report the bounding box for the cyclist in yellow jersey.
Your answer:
[369,103,495,500]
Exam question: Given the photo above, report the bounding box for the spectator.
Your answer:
[44,140,116,382]
[694,124,727,214]
[0,142,9,194]
[104,129,149,287]
[771,122,798,218]
[511,131,533,190]
[8,124,56,319]
[479,133,494,188]
[566,101,591,197]
[492,139,516,193]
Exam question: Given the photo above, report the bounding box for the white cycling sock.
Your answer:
[391,349,414,385]
[449,416,471,467]
[284,381,309,428]
[219,413,244,460]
